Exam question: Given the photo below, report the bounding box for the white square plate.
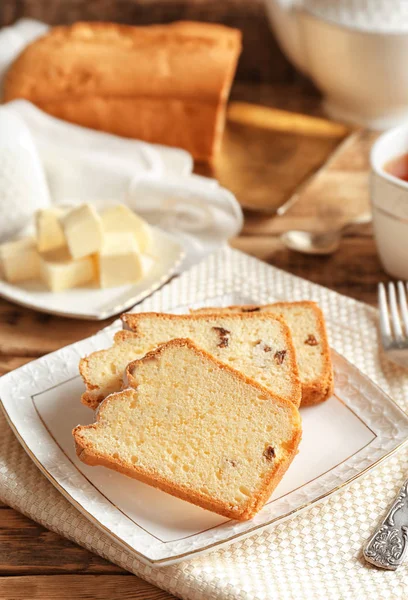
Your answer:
[1,292,408,566]
[0,227,184,320]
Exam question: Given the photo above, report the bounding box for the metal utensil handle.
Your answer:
[364,479,408,570]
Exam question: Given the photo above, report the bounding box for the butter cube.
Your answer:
[40,247,96,292]
[98,233,144,288]
[101,204,152,253]
[0,237,41,283]
[60,203,103,259]
[36,207,67,253]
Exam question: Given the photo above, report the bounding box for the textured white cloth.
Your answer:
[0,19,243,269]
[1,247,408,599]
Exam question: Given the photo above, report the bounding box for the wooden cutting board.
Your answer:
[241,128,379,235]
[200,101,349,213]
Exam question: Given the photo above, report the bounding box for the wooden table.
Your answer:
[0,83,390,600]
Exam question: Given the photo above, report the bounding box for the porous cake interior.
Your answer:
[80,333,146,406]
[75,341,301,519]
[81,313,300,409]
[194,303,333,401]
[267,304,326,385]
[124,314,300,404]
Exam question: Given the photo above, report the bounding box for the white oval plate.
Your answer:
[0,227,184,320]
[1,291,408,566]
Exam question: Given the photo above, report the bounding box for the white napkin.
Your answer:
[7,100,193,197]
[0,106,51,240]
[0,19,243,270]
[128,173,243,269]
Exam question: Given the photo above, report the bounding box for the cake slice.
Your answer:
[74,339,302,521]
[80,312,301,410]
[192,302,333,406]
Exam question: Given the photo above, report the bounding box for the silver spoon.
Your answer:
[281,213,372,256]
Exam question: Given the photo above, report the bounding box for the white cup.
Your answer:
[371,126,408,279]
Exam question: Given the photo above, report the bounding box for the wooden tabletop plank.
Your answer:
[0,303,113,357]
[0,575,173,599]
[0,510,124,576]
[0,356,33,376]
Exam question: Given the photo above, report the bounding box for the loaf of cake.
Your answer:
[193,302,334,406]
[4,21,242,161]
[80,312,301,410]
[74,338,302,520]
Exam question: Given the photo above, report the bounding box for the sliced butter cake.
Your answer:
[74,339,302,521]
[80,312,301,409]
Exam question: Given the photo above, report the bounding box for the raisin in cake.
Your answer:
[193,302,333,406]
[74,339,302,520]
[80,312,301,410]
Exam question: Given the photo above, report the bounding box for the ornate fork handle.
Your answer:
[364,479,408,570]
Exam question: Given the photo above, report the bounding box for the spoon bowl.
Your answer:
[281,229,342,255]
[281,213,372,256]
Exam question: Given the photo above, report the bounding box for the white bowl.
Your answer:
[265,0,408,129]
[301,11,408,130]
[371,125,408,279]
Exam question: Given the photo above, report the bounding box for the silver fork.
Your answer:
[362,282,408,570]
[378,282,408,369]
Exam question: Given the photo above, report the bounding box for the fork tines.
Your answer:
[378,282,408,349]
